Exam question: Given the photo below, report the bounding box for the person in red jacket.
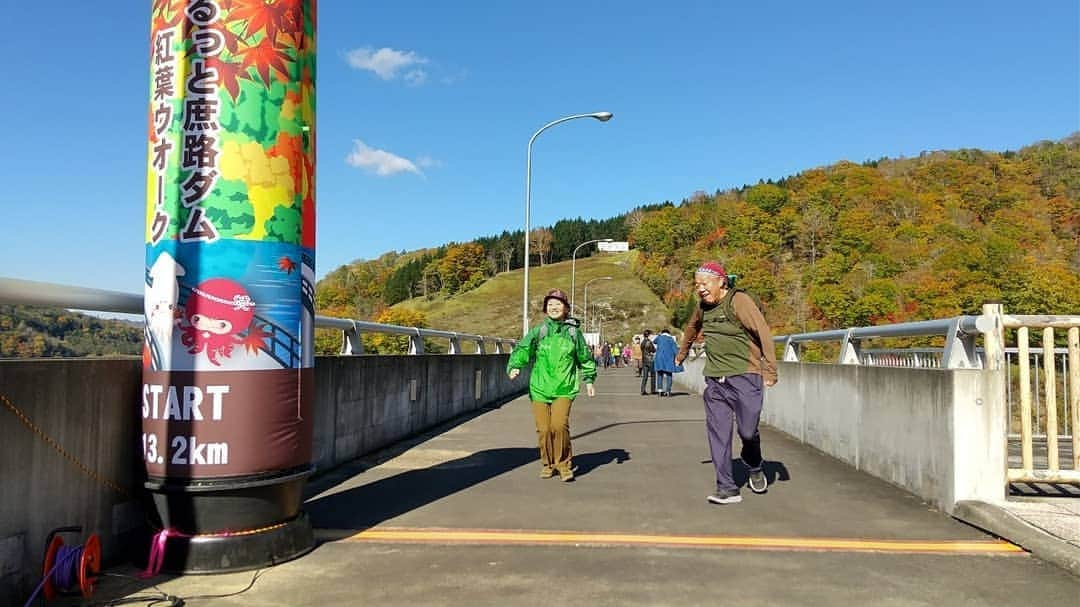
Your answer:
[508,288,597,481]
[676,261,777,505]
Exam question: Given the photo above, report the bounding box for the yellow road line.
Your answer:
[315,527,1024,555]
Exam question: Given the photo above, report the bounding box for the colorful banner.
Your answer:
[143,0,316,479]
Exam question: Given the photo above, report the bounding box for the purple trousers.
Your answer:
[703,374,763,492]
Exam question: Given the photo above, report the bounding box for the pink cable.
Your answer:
[139,529,172,579]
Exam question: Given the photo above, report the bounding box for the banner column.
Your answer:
[141,0,317,573]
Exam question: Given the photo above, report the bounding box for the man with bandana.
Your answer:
[675,261,778,505]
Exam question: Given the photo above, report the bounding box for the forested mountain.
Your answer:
[314,135,1079,340]
[314,212,640,322]
[0,306,142,358]
[632,136,1080,334]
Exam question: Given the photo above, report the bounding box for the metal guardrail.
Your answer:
[0,277,516,356]
[774,315,986,369]
[772,304,1080,484]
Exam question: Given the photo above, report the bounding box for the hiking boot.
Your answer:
[706,488,742,505]
[539,466,555,479]
[748,467,768,494]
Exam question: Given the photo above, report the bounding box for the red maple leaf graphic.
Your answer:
[242,324,272,355]
[152,0,188,27]
[277,256,297,274]
[239,42,293,87]
[204,56,247,101]
[229,0,303,45]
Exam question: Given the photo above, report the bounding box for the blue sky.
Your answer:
[1,1,1077,294]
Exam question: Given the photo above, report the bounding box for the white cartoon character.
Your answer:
[145,252,186,369]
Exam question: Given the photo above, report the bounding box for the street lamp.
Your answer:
[590,300,611,334]
[570,238,613,317]
[582,276,612,335]
[522,111,614,336]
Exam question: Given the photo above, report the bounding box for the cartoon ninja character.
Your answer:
[180,278,256,366]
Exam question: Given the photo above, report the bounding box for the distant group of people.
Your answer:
[633,328,680,396]
[506,260,778,507]
[592,341,631,369]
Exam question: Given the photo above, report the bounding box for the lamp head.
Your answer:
[591,112,614,122]
[601,238,614,242]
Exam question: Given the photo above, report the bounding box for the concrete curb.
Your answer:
[953,500,1080,577]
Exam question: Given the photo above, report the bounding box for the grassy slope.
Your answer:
[401,251,672,342]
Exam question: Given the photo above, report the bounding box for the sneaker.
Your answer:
[706,489,742,505]
[539,466,555,479]
[559,466,578,482]
[748,468,768,494]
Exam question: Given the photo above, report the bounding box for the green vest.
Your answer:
[699,290,753,378]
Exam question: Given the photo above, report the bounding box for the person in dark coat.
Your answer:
[652,328,679,396]
[639,330,656,395]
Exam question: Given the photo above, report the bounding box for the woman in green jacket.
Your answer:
[507,288,597,481]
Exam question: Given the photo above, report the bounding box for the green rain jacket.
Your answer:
[507,317,598,403]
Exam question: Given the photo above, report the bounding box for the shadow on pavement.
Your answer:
[573,448,631,478]
[572,418,703,441]
[305,447,536,530]
[732,459,792,489]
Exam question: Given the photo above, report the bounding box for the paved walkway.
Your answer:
[76,368,1078,605]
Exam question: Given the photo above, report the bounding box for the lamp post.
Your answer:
[590,300,611,334]
[582,276,612,335]
[522,112,613,336]
[570,238,613,317]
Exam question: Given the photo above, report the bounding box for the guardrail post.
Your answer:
[783,337,799,362]
[1017,326,1034,477]
[341,322,364,355]
[409,329,425,355]
[1069,326,1079,470]
[980,303,1005,371]
[448,333,461,355]
[942,318,981,369]
[1043,327,1059,472]
[839,330,860,364]
[474,338,485,354]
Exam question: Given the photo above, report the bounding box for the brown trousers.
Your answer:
[531,398,574,472]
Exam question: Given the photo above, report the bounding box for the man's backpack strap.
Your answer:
[724,289,766,347]
[723,288,764,321]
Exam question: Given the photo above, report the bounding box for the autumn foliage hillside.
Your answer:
[630,136,1080,334]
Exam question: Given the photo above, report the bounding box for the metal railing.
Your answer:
[773,304,1080,484]
[0,277,516,356]
[775,315,985,369]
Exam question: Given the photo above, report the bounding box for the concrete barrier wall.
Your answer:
[674,359,1006,513]
[312,355,524,471]
[0,359,145,607]
[0,355,524,606]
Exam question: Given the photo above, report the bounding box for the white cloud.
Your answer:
[346,47,429,82]
[345,140,424,177]
[403,69,427,87]
[415,155,442,169]
[440,68,470,85]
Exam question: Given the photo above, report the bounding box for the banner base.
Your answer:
[154,511,315,574]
